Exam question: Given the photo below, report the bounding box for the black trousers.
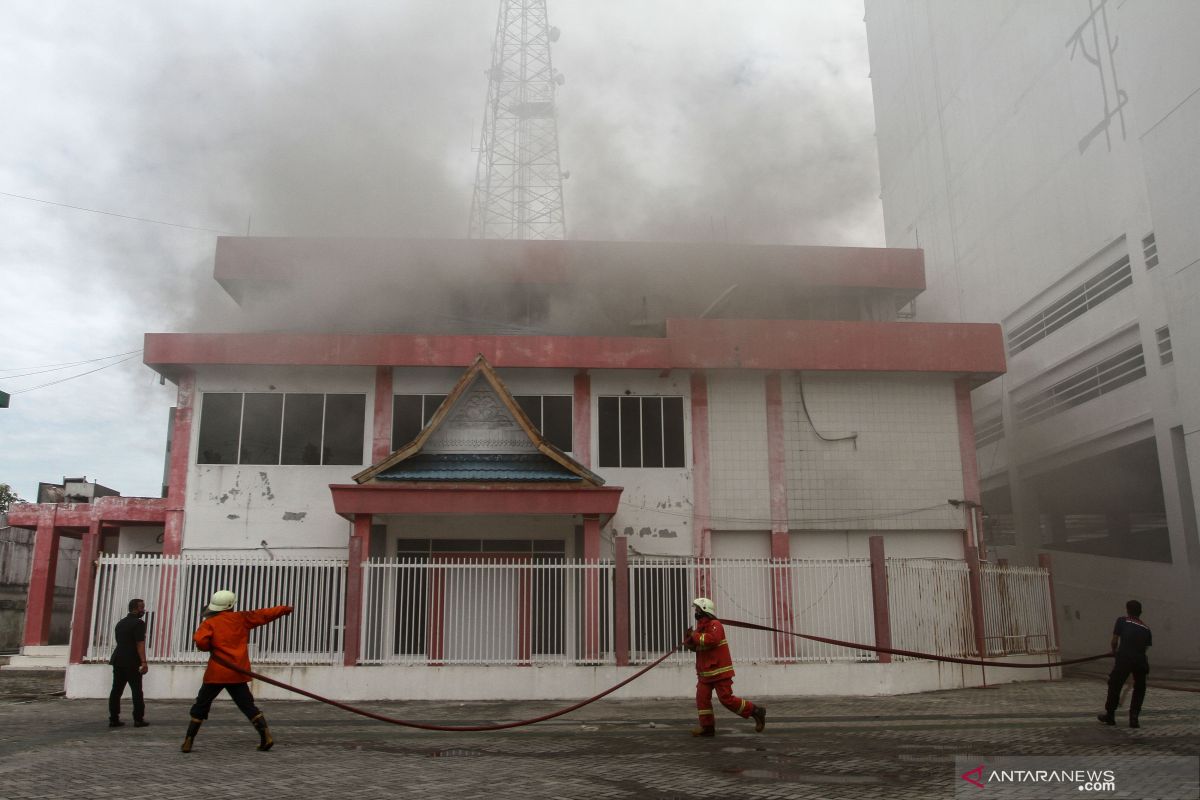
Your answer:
[109,664,145,722]
[188,682,261,721]
[1105,656,1149,716]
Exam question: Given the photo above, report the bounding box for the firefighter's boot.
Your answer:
[251,713,274,751]
[180,718,202,753]
[690,726,715,737]
[751,705,767,733]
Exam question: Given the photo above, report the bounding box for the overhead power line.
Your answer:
[0,189,236,235]
[0,349,143,378]
[11,353,142,395]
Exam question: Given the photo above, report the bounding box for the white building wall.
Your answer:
[183,365,372,557]
[591,369,693,558]
[708,371,770,532]
[783,372,963,533]
[866,0,1200,664]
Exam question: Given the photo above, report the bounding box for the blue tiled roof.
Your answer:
[376,453,581,482]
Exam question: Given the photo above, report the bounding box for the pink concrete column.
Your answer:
[954,377,982,555]
[163,371,195,556]
[691,371,705,573]
[765,372,795,658]
[371,366,394,464]
[22,505,60,647]
[868,535,893,663]
[613,535,630,666]
[583,514,601,661]
[342,514,372,666]
[68,518,102,664]
[965,546,987,678]
[573,370,591,467]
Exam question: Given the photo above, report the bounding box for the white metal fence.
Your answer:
[88,554,346,665]
[979,563,1055,655]
[627,558,876,665]
[886,559,975,660]
[360,558,613,665]
[87,554,1053,668]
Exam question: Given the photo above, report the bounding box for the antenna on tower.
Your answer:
[468,0,567,240]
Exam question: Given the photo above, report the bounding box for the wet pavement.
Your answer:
[0,668,1197,799]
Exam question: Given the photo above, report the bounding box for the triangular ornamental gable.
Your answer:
[353,354,604,486]
[423,376,538,455]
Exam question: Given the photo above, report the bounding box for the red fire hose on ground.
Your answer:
[207,620,1188,731]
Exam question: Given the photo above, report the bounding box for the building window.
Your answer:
[597,396,685,468]
[1142,233,1158,269]
[392,393,573,452]
[197,393,366,466]
[1156,326,1173,365]
[514,395,573,452]
[1014,344,1145,426]
[974,415,1005,449]
[391,394,447,451]
[1006,255,1133,355]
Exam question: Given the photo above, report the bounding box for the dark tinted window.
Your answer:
[542,396,573,452]
[392,395,423,451]
[281,394,323,465]
[619,396,642,467]
[323,394,366,465]
[197,393,241,465]
[663,397,685,467]
[598,396,685,468]
[239,394,283,464]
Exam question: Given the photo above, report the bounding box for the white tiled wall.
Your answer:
[708,372,770,530]
[783,372,964,531]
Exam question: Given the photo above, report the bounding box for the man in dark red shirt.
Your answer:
[1097,599,1152,728]
[683,597,766,737]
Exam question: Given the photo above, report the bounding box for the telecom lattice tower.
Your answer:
[468,0,566,240]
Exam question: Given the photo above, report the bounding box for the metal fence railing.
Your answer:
[360,558,613,665]
[88,554,346,665]
[886,559,975,660]
[86,554,1053,669]
[626,558,876,665]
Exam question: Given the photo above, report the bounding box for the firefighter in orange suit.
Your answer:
[683,597,766,737]
[180,590,293,753]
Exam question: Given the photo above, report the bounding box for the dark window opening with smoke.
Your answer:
[597,396,685,469]
[1034,438,1171,563]
[197,392,365,466]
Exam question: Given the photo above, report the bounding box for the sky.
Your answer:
[0,1,883,502]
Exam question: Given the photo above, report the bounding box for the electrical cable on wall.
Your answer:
[797,371,858,447]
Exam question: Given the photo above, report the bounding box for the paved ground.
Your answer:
[0,668,1197,799]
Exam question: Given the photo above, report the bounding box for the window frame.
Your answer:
[196,391,366,466]
[596,395,686,469]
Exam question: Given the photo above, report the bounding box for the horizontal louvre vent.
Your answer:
[974,416,1005,448]
[1015,344,1146,425]
[1007,256,1133,355]
[1156,326,1173,365]
[1143,234,1158,269]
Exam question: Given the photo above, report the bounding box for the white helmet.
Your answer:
[207,590,236,612]
[693,597,716,616]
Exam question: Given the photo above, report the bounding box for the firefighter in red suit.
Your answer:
[683,597,766,737]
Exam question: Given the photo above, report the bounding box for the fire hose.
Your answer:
[205,621,1186,731]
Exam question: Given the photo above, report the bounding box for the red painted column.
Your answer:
[690,372,712,576]
[614,535,630,666]
[765,372,795,658]
[954,377,982,555]
[342,514,372,666]
[583,514,601,662]
[868,535,893,663]
[22,506,60,647]
[68,518,102,664]
[372,366,394,464]
[573,370,591,467]
[163,372,195,556]
[965,546,987,682]
[1038,553,1060,654]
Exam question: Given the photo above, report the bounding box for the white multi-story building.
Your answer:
[865,0,1200,665]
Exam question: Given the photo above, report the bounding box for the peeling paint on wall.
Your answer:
[226,514,240,520]
[282,511,308,521]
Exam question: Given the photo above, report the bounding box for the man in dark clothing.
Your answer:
[1097,599,1151,728]
[109,598,149,728]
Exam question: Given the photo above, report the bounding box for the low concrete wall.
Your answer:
[66,656,1058,701]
